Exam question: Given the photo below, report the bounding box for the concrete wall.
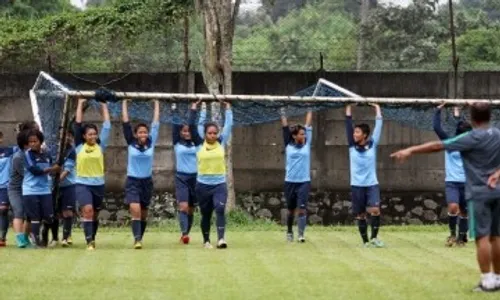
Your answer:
[1,72,499,195]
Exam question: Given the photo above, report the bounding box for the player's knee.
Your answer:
[215,204,225,215]
[369,208,380,216]
[297,209,306,217]
[178,202,189,212]
[141,209,148,220]
[81,205,94,219]
[356,213,367,220]
[0,206,8,216]
[187,206,195,215]
[448,204,459,215]
[62,210,73,218]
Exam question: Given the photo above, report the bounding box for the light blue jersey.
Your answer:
[346,117,383,187]
[284,126,312,183]
[444,151,465,183]
[0,146,17,189]
[173,108,203,175]
[60,146,76,187]
[123,122,160,178]
[22,149,52,196]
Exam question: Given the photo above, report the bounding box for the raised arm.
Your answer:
[99,103,111,150]
[150,100,160,145]
[197,103,207,140]
[122,99,130,123]
[171,104,182,145]
[189,100,203,145]
[304,110,312,127]
[220,102,233,145]
[74,99,86,146]
[305,111,313,146]
[75,98,85,124]
[433,104,449,140]
[371,104,383,145]
[345,105,355,146]
[122,100,134,145]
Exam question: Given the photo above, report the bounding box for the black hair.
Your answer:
[290,124,306,136]
[470,103,491,124]
[456,121,472,135]
[82,124,99,140]
[134,123,149,133]
[204,122,219,133]
[16,130,29,149]
[25,129,44,145]
[355,123,371,137]
[18,121,38,132]
[0,131,3,138]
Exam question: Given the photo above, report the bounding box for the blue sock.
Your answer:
[0,209,8,240]
[62,217,73,240]
[140,220,147,239]
[179,211,189,235]
[92,220,99,241]
[31,222,41,245]
[297,213,307,237]
[458,216,469,241]
[370,215,380,240]
[448,214,458,236]
[216,210,225,241]
[132,220,141,242]
[357,219,369,243]
[83,221,93,244]
[187,214,194,234]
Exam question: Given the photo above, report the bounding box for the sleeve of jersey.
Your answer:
[150,121,160,146]
[345,116,355,147]
[24,151,45,176]
[220,109,233,146]
[372,117,383,146]
[13,154,25,177]
[443,131,476,152]
[99,120,112,151]
[64,151,76,173]
[197,110,206,140]
[73,122,84,146]
[432,109,449,140]
[282,126,291,146]
[189,109,203,146]
[122,122,134,145]
[305,126,313,147]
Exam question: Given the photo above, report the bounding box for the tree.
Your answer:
[195,0,241,211]
[0,0,74,18]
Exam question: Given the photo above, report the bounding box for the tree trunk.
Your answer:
[357,0,370,70]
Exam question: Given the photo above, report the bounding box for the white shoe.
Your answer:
[217,238,227,249]
[203,242,213,249]
[48,240,58,248]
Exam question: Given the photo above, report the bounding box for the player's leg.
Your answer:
[0,189,9,246]
[196,183,214,248]
[489,199,500,289]
[77,185,95,250]
[125,178,142,248]
[41,194,55,247]
[469,199,497,292]
[90,186,104,244]
[61,186,76,247]
[175,175,191,243]
[8,189,29,248]
[214,183,228,249]
[23,195,41,247]
[352,186,369,246]
[296,182,310,243]
[137,178,153,248]
[186,176,197,238]
[457,184,469,246]
[445,182,460,246]
[367,185,384,247]
[284,182,297,242]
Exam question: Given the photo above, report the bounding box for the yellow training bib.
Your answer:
[76,143,105,178]
[197,141,225,175]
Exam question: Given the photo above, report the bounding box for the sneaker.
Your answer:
[370,238,385,248]
[217,239,227,249]
[286,232,294,243]
[0,239,6,247]
[67,236,73,245]
[61,239,70,247]
[87,241,95,251]
[180,235,190,245]
[203,242,213,249]
[445,235,456,247]
[298,236,306,243]
[134,241,143,250]
[48,240,58,248]
[363,242,371,248]
[472,283,498,293]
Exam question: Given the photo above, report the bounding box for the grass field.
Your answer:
[0,226,498,300]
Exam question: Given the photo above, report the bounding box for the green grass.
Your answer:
[0,226,498,300]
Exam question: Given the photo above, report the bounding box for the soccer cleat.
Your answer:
[297,236,306,243]
[61,239,70,248]
[217,239,228,249]
[445,236,456,247]
[87,241,95,251]
[472,283,498,293]
[203,242,213,249]
[48,240,58,248]
[134,241,143,250]
[180,235,190,245]
[0,239,6,247]
[67,236,73,245]
[370,238,385,248]
[286,232,294,243]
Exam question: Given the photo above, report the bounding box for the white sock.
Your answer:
[480,273,495,289]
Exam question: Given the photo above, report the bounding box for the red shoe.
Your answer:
[180,235,190,245]
[0,240,6,247]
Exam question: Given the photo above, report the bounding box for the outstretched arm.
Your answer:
[220,102,233,145]
[305,111,313,146]
[197,103,207,140]
[345,105,355,146]
[390,141,445,163]
[433,104,449,140]
[189,100,203,145]
[99,103,111,150]
[371,104,383,145]
[305,110,312,127]
[122,99,129,123]
[150,100,160,145]
[122,100,134,145]
[74,98,86,146]
[76,98,85,124]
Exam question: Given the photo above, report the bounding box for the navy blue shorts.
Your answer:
[445,182,467,213]
[59,185,76,212]
[22,194,54,221]
[76,184,104,211]
[284,182,310,210]
[0,188,8,206]
[125,177,153,208]
[351,185,381,215]
[195,182,227,212]
[175,173,197,207]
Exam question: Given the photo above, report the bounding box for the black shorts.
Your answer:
[468,199,500,239]
[23,194,54,221]
[76,184,105,211]
[284,182,310,210]
[351,185,381,215]
[175,173,197,207]
[125,177,153,209]
[445,182,467,213]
